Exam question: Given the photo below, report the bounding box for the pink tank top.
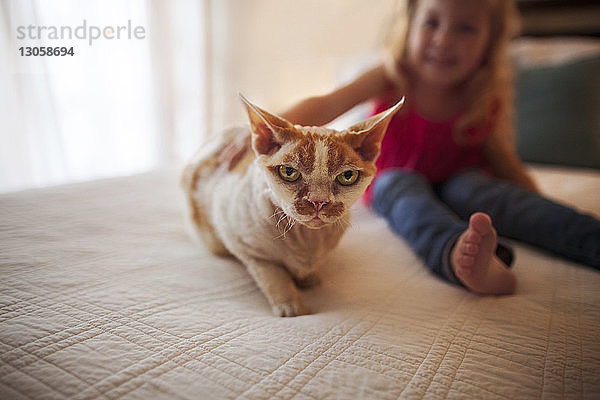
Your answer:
[364,97,496,203]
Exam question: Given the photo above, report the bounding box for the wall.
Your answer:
[206,0,397,132]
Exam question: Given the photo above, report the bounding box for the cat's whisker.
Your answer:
[274,221,292,240]
[269,208,285,222]
[334,216,353,233]
[269,209,284,219]
[333,219,345,233]
[274,213,299,240]
[271,209,284,224]
[271,211,294,239]
[276,213,288,232]
[283,217,296,236]
[345,217,357,232]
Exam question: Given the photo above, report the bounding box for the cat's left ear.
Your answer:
[240,94,297,156]
[345,98,405,161]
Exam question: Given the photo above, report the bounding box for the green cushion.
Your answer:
[515,55,600,169]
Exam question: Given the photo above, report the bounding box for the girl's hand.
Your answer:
[219,133,251,171]
[281,64,390,126]
[516,172,540,193]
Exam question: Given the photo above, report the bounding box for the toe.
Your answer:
[464,230,482,245]
[463,243,479,255]
[469,212,492,235]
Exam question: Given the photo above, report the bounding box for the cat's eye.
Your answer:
[278,166,301,182]
[336,170,359,186]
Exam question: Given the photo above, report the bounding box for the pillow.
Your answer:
[514,55,600,169]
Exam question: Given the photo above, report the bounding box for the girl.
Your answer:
[281,0,600,294]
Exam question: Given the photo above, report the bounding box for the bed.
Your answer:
[1,163,599,399]
[2,5,600,400]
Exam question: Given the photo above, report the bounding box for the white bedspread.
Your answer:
[1,166,599,399]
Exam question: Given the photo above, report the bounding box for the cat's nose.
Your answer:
[308,200,329,212]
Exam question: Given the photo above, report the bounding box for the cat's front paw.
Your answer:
[272,298,309,317]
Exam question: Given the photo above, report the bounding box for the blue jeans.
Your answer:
[371,169,600,285]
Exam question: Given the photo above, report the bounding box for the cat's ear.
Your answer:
[240,94,297,156]
[344,98,404,161]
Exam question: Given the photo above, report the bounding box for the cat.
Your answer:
[182,95,404,316]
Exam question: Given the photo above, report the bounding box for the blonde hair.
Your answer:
[383,0,521,145]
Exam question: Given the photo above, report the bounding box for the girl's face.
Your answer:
[407,0,491,88]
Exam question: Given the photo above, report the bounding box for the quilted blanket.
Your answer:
[1,166,599,399]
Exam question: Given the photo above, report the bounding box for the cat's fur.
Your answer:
[182,95,403,316]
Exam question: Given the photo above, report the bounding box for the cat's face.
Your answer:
[241,96,403,229]
[254,128,375,229]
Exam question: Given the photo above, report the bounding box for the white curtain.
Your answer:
[2,1,152,192]
[0,0,209,193]
[0,0,394,193]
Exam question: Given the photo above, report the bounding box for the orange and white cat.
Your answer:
[182,95,403,316]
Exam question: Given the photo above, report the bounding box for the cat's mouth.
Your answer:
[290,199,346,229]
[302,217,327,229]
[298,214,332,229]
[311,215,326,225]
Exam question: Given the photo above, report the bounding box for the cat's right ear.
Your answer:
[345,98,404,162]
[240,94,296,156]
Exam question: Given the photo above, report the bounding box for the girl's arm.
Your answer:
[222,65,390,167]
[483,133,539,193]
[281,64,390,126]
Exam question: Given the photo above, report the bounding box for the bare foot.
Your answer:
[451,213,516,295]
